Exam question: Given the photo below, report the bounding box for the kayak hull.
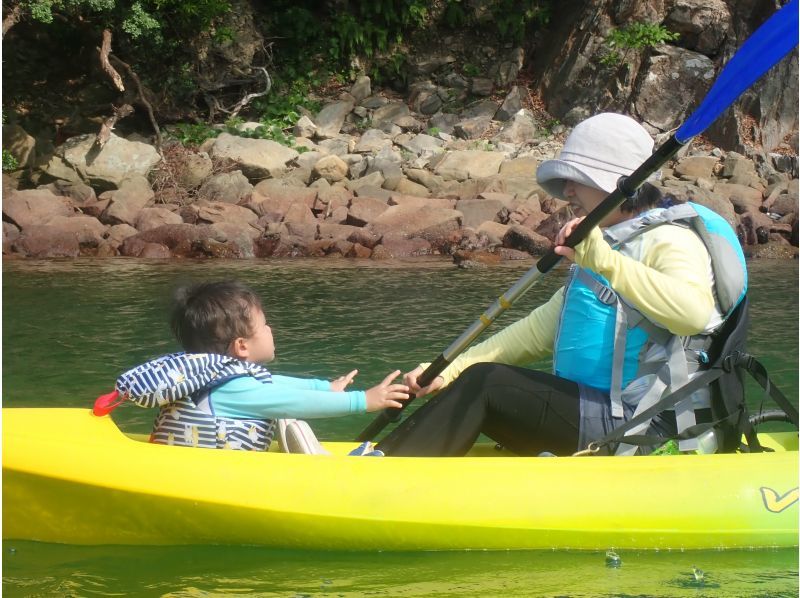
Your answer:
[3,408,798,550]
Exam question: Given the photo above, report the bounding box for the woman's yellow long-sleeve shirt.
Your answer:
[433,223,718,387]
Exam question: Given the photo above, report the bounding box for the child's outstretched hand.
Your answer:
[330,369,358,392]
[365,370,410,412]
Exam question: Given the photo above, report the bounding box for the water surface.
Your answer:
[3,258,798,596]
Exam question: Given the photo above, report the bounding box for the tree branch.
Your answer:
[93,103,134,150]
[109,54,162,149]
[98,29,125,92]
[2,3,23,38]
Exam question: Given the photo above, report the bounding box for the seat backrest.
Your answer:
[705,295,752,452]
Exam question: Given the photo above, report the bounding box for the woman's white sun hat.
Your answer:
[536,113,655,200]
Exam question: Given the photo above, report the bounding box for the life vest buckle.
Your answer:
[595,285,617,305]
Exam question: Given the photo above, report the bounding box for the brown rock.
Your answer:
[502,225,552,255]
[12,225,80,257]
[713,182,763,214]
[346,242,372,258]
[135,207,184,232]
[376,236,432,257]
[347,196,390,226]
[3,188,73,228]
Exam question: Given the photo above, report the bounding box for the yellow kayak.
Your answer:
[3,408,798,550]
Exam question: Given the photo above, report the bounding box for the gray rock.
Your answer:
[178,151,213,189]
[633,45,715,132]
[495,86,523,122]
[454,116,493,140]
[664,0,731,55]
[493,110,536,145]
[198,170,253,203]
[428,113,460,136]
[101,175,155,226]
[456,198,505,228]
[314,100,355,139]
[350,76,372,103]
[210,133,299,180]
[470,77,494,96]
[293,115,318,138]
[371,102,411,129]
[61,133,161,191]
[434,150,505,181]
[355,129,393,153]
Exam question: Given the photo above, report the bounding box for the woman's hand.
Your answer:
[365,370,410,412]
[403,365,444,398]
[330,369,358,392]
[553,216,585,262]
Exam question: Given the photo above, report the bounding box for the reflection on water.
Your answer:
[3,257,798,596]
[3,541,799,597]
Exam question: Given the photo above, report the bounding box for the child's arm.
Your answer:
[270,374,332,391]
[211,371,408,419]
[211,376,364,419]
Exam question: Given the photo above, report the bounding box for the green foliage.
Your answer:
[167,122,220,147]
[442,0,468,29]
[327,0,428,64]
[427,126,441,136]
[121,1,161,40]
[600,22,680,66]
[2,149,20,172]
[491,0,551,43]
[462,63,480,77]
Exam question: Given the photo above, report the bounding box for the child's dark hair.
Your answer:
[171,280,262,354]
[620,182,664,213]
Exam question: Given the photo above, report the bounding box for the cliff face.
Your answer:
[531,0,798,154]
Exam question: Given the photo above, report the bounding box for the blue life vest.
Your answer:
[552,202,747,453]
[116,352,276,451]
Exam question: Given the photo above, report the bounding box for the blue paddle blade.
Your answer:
[676,0,799,143]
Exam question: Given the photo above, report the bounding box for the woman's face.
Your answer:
[563,180,626,226]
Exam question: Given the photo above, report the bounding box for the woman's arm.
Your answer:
[430,287,563,387]
[575,225,715,335]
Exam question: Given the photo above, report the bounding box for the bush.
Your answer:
[600,22,680,66]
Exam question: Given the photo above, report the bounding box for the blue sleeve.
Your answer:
[270,374,331,391]
[210,376,366,419]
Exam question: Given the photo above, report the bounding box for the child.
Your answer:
[119,280,408,451]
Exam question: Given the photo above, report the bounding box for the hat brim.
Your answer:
[536,159,620,200]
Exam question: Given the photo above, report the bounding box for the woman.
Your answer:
[376,113,746,457]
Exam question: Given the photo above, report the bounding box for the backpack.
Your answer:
[587,295,798,454]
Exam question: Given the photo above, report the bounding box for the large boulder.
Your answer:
[434,150,505,181]
[60,133,161,191]
[366,205,462,240]
[314,100,355,139]
[633,45,715,132]
[100,175,155,226]
[2,188,73,228]
[197,170,253,203]
[210,133,298,179]
[12,224,80,257]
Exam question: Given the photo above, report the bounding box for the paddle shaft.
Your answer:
[355,138,685,442]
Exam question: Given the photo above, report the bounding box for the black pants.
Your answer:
[377,363,582,457]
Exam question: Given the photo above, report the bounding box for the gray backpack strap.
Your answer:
[665,335,698,452]
[615,374,670,456]
[576,269,625,417]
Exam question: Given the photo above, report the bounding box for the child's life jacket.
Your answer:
[114,352,276,451]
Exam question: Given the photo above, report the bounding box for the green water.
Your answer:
[3,258,799,597]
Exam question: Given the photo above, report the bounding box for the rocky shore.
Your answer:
[3,76,798,263]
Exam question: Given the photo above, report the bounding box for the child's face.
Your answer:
[234,307,275,363]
